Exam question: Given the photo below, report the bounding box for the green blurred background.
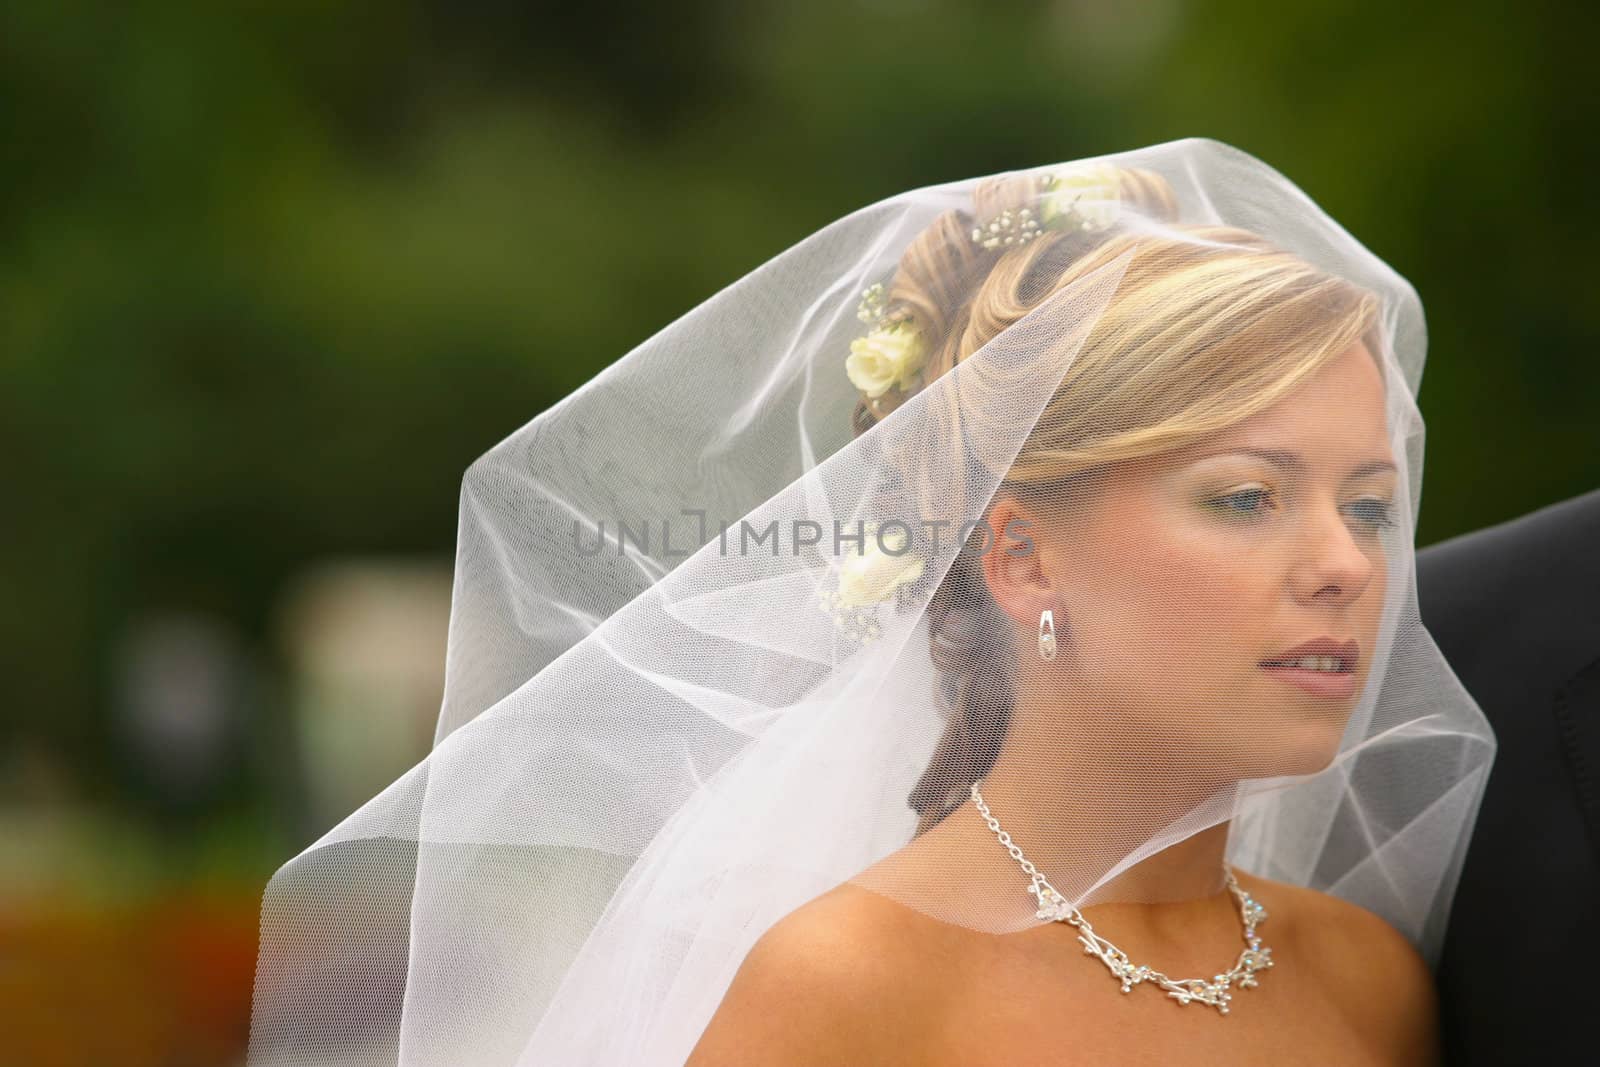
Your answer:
[2,1,1595,1063]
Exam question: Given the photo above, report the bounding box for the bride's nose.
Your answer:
[1287,496,1375,605]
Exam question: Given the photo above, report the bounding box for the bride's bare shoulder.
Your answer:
[1235,870,1440,1063]
[684,882,954,1066]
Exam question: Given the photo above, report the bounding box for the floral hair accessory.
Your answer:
[855,281,887,324]
[846,318,925,400]
[845,282,927,401]
[844,162,1122,410]
[816,521,926,643]
[971,161,1123,250]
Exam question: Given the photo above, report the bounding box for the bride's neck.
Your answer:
[858,692,1245,931]
[850,762,1239,939]
[931,677,1242,907]
[960,755,1236,905]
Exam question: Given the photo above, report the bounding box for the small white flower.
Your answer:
[835,523,924,607]
[845,319,925,399]
[1039,162,1122,233]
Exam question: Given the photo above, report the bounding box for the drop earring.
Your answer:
[1039,608,1057,662]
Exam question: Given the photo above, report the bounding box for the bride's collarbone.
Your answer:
[837,875,1431,1066]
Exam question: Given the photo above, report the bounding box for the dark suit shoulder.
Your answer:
[1417,488,1600,672]
[1419,487,1600,592]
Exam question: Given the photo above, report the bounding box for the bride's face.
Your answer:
[1035,339,1400,776]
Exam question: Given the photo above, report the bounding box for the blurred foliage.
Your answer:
[2,0,1596,854]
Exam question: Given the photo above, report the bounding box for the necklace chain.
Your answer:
[969,779,1274,1015]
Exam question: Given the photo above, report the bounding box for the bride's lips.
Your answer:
[1258,637,1360,698]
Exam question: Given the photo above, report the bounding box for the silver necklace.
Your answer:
[970,779,1273,1015]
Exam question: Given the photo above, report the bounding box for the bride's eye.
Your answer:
[1204,485,1277,518]
[1345,495,1397,530]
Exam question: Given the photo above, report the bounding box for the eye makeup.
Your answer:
[1343,495,1398,531]
[1202,483,1278,519]
[1198,482,1399,533]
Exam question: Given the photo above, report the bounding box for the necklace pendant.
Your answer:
[1029,881,1073,923]
[973,784,1273,1017]
[1168,977,1234,1014]
[1115,962,1153,993]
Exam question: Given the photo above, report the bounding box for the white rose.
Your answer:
[836,524,925,607]
[845,320,925,399]
[1040,162,1122,233]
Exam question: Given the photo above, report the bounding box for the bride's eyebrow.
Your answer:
[1192,447,1398,480]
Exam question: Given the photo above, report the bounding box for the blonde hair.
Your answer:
[849,167,1382,837]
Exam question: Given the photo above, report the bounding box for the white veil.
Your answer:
[248,137,1495,1065]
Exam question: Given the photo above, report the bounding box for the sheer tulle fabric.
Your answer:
[248,137,1494,1065]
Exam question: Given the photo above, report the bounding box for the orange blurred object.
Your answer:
[1,889,259,1067]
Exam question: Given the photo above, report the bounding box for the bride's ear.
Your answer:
[978,494,1058,626]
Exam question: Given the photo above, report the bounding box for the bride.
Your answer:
[247,140,1494,1067]
[688,215,1437,1062]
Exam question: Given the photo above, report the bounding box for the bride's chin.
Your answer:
[1255,726,1347,778]
[1223,706,1349,779]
